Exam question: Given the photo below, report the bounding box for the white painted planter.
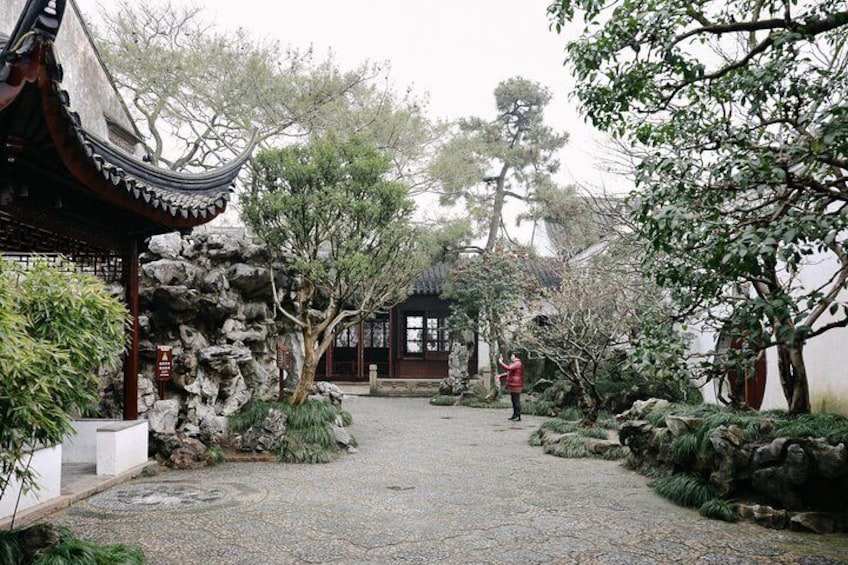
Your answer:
[0,445,62,521]
[96,420,149,476]
[63,419,121,464]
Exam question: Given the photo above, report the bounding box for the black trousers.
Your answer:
[510,392,521,418]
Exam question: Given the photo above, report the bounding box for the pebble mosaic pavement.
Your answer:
[44,396,848,564]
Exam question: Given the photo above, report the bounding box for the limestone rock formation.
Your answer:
[136,228,298,442]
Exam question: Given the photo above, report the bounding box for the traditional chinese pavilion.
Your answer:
[0,0,252,419]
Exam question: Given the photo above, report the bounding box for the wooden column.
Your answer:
[123,238,140,420]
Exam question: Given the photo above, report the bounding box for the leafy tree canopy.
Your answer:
[429,76,568,251]
[549,0,848,413]
[242,136,428,404]
[91,0,446,188]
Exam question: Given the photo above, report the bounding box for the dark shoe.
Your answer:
[508,416,517,421]
[515,416,521,421]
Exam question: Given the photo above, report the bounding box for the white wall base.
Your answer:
[0,445,62,521]
[63,419,122,464]
[96,420,149,476]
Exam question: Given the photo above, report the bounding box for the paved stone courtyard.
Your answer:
[45,397,848,564]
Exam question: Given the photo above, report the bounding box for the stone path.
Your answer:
[45,397,848,564]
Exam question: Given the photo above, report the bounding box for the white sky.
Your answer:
[75,0,629,196]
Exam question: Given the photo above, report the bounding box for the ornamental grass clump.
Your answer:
[428,395,457,406]
[772,413,848,446]
[699,498,739,523]
[652,473,714,509]
[0,525,144,565]
[228,399,355,464]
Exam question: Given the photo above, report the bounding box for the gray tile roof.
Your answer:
[1,0,253,227]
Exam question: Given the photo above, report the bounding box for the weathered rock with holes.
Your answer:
[806,439,847,479]
[227,263,271,297]
[734,503,788,529]
[168,436,209,470]
[147,232,183,259]
[709,425,754,497]
[314,381,345,406]
[584,438,622,456]
[148,399,180,434]
[617,398,848,532]
[332,425,353,447]
[616,398,670,422]
[789,512,838,534]
[240,408,287,452]
[142,259,200,287]
[665,415,703,437]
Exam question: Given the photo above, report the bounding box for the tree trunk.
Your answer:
[291,362,317,405]
[486,342,500,401]
[776,342,811,414]
[485,167,508,251]
[785,342,810,414]
[575,379,599,426]
[291,326,317,405]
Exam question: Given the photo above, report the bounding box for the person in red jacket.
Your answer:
[499,353,524,421]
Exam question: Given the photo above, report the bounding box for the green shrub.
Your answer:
[35,537,144,565]
[529,420,580,446]
[429,395,457,406]
[338,410,354,427]
[227,400,284,434]
[668,432,699,467]
[206,446,226,466]
[284,401,339,429]
[522,399,557,417]
[0,530,23,565]
[278,433,341,464]
[623,456,669,479]
[596,417,618,430]
[461,397,509,409]
[699,498,739,522]
[544,436,589,458]
[0,259,129,513]
[652,474,714,509]
[771,413,848,445]
[1,525,144,565]
[540,431,625,460]
[578,427,610,440]
[229,399,354,464]
[558,406,582,421]
[539,420,581,434]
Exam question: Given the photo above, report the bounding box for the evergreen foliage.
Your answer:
[228,399,354,465]
[699,499,740,523]
[243,136,428,404]
[549,0,848,413]
[652,474,714,509]
[0,526,144,565]
[0,259,128,519]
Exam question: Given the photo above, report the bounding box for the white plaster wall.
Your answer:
[0,445,62,521]
[96,420,148,476]
[63,419,121,464]
[685,248,848,416]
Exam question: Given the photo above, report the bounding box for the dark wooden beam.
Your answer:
[123,238,140,420]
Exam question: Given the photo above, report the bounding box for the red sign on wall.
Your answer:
[156,346,173,382]
[276,345,290,371]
